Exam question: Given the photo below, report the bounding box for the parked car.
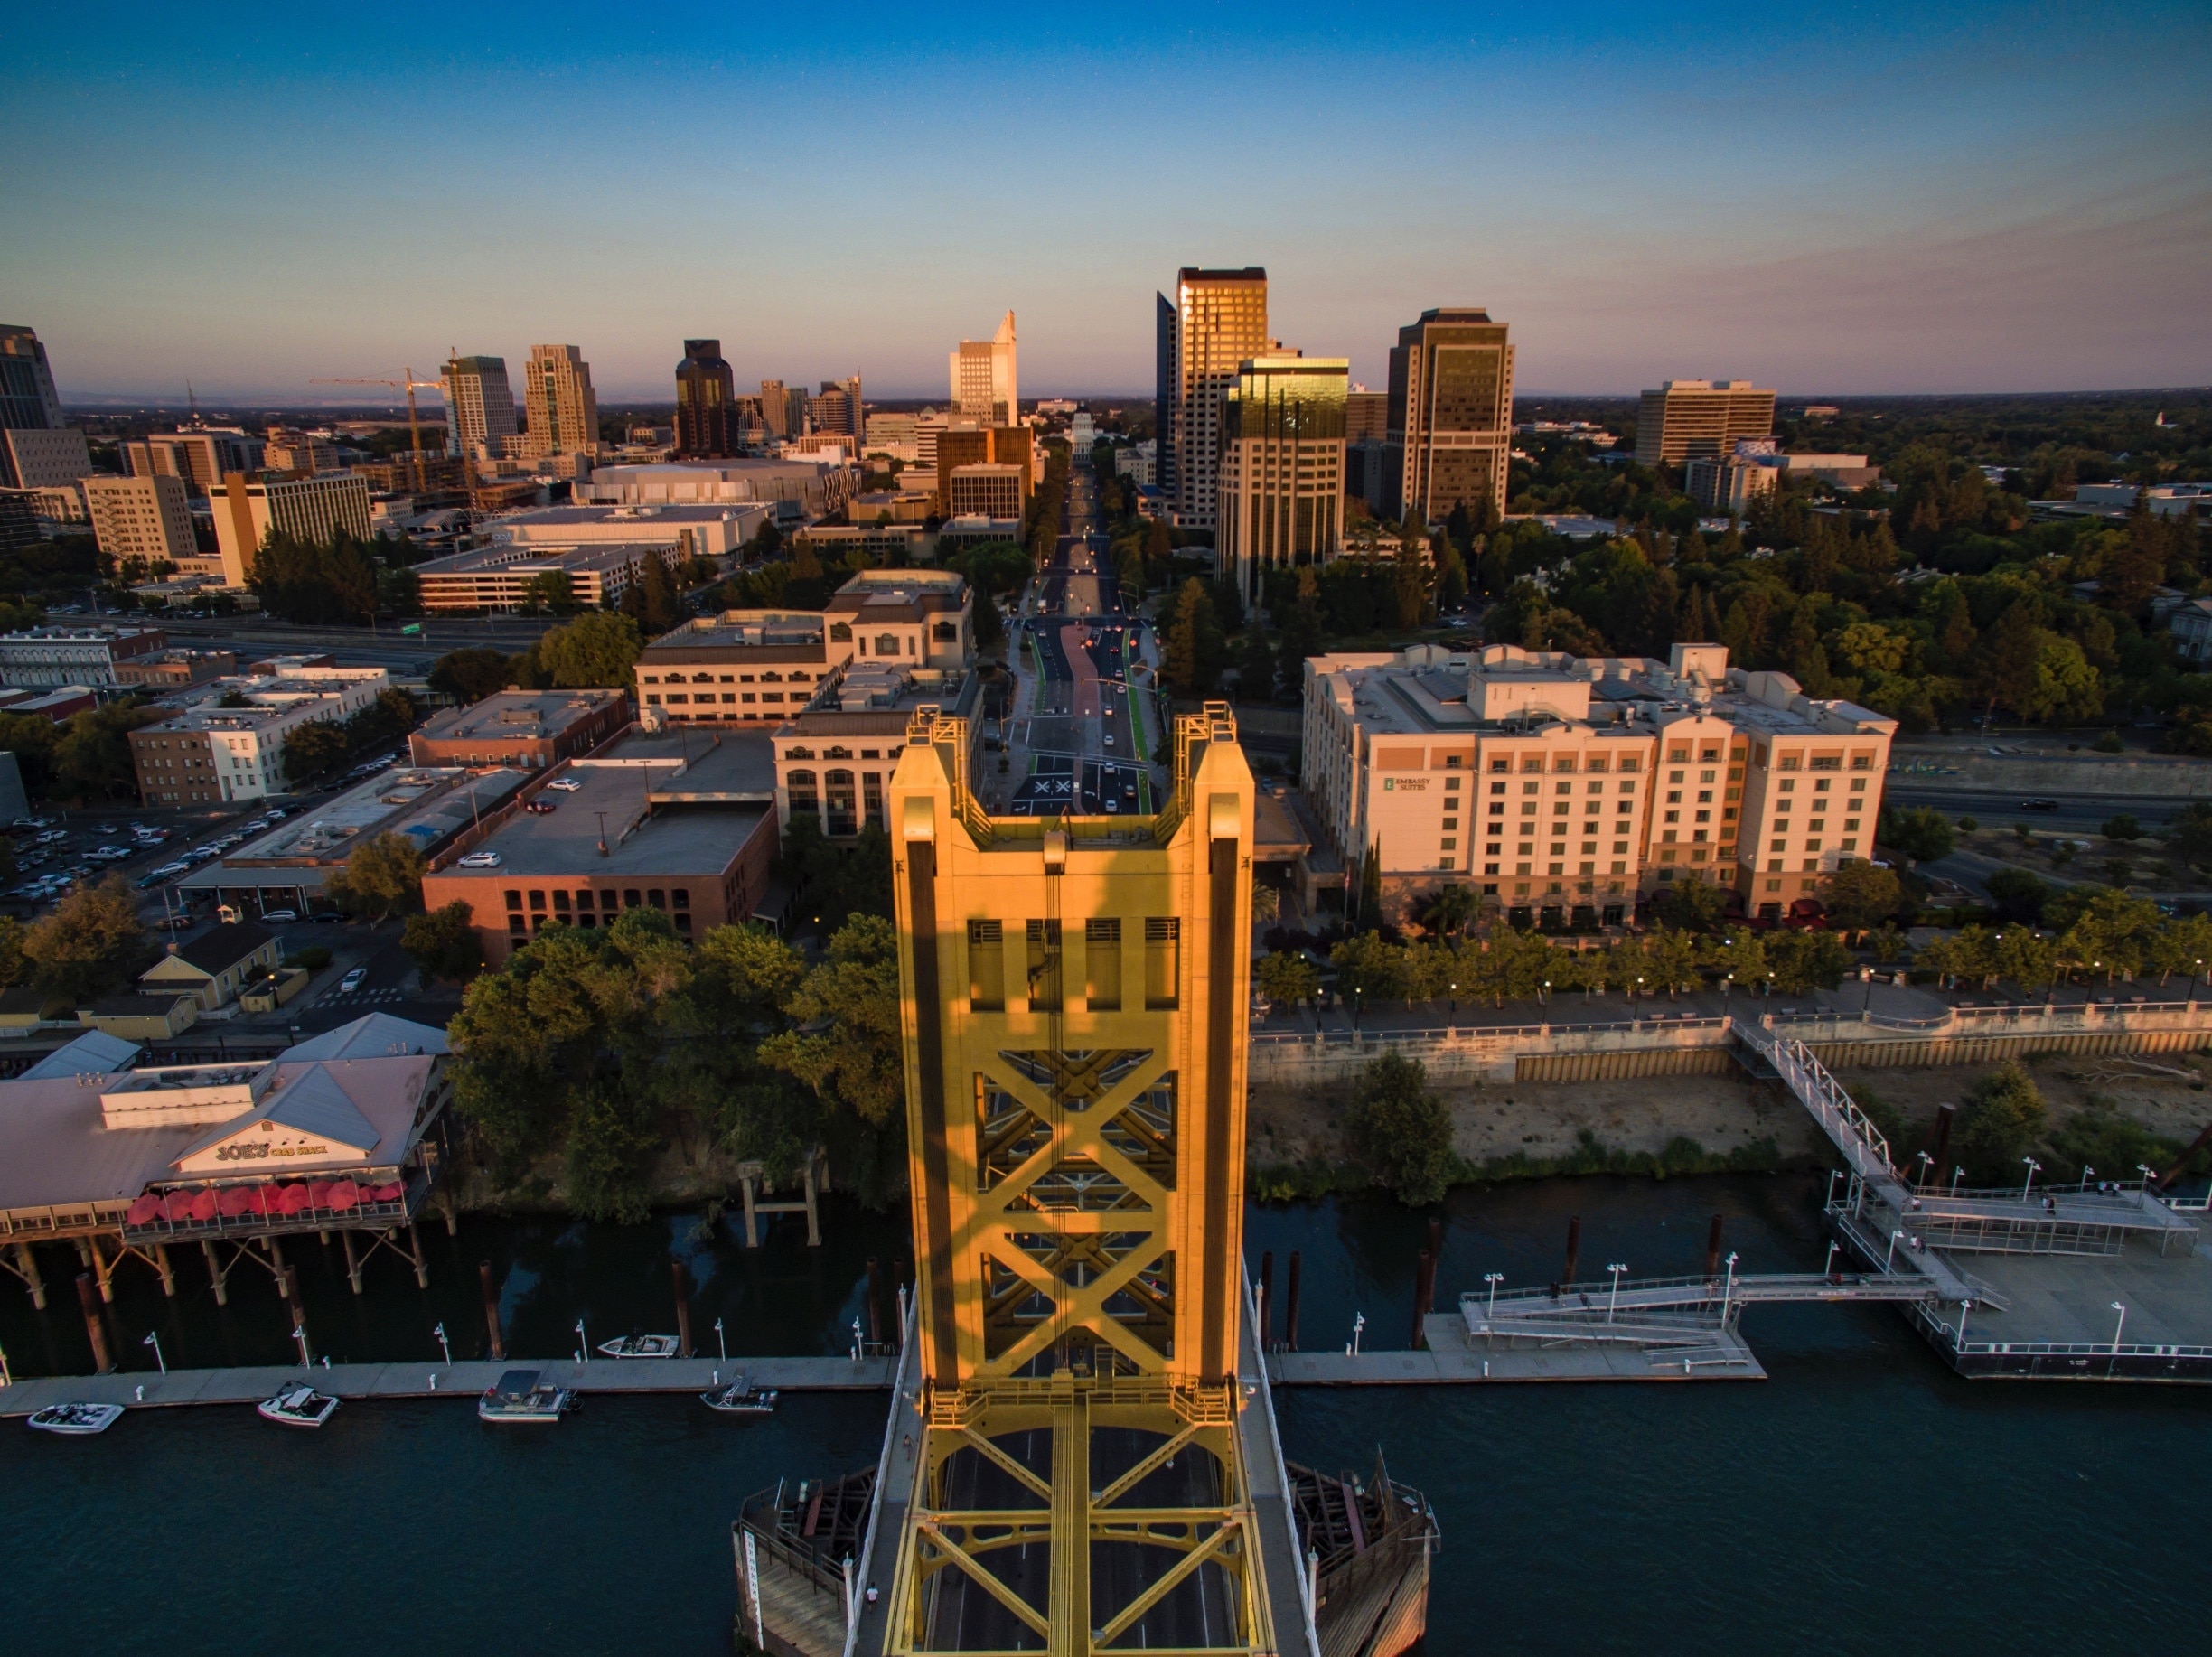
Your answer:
[150,862,190,878]
[457,851,501,868]
[523,800,557,815]
[260,909,299,924]
[545,779,583,792]
[310,911,347,924]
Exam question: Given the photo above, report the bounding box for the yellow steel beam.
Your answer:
[916,1519,1051,1641]
[1092,1518,1242,1648]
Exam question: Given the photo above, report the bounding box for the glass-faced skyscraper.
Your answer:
[950,312,1017,426]
[675,340,737,458]
[0,326,64,432]
[1386,307,1514,526]
[1158,268,1268,530]
[441,355,518,460]
[1216,352,1348,607]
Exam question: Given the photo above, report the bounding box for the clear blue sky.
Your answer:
[5,3,2207,403]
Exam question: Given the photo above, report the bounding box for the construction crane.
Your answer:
[308,367,445,492]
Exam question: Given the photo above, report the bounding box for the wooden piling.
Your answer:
[1284,1250,1303,1353]
[479,1259,504,1360]
[1563,1216,1581,1286]
[1410,1249,1437,1351]
[154,1242,176,1298]
[407,1224,427,1289]
[76,1273,112,1373]
[673,1259,694,1359]
[1259,1250,1275,1351]
[1929,1104,1956,1189]
[1704,1214,1725,1279]
[15,1242,45,1310]
[342,1230,363,1295]
[89,1233,115,1305]
[202,1240,229,1306]
[865,1257,884,1348]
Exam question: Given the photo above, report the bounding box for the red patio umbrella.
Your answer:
[307,1179,336,1209]
[218,1186,256,1217]
[326,1179,360,1210]
[276,1184,311,1215]
[125,1194,162,1226]
[188,1189,218,1221]
[162,1191,197,1221]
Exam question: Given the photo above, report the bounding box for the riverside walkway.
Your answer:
[0,1353,896,1417]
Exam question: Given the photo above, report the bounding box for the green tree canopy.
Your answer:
[1254,950,1320,1004]
[1878,806,1956,864]
[428,648,512,704]
[1821,860,1903,933]
[282,720,351,786]
[1345,1053,1454,1206]
[327,831,426,922]
[402,901,483,981]
[538,612,643,688]
[24,874,152,1003]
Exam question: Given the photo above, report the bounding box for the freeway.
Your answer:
[1884,781,2207,834]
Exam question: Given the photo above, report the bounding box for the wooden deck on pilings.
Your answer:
[0,1353,898,1417]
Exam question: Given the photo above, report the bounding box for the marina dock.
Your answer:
[0,1353,895,1417]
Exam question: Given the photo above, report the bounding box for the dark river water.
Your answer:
[3,1178,2207,1654]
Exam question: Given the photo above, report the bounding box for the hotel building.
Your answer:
[521,344,600,459]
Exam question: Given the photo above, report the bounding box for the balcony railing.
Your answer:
[118,1166,432,1242]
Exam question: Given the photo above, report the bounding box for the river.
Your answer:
[3,1179,2207,1653]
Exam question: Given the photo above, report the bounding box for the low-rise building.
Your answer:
[114,648,237,689]
[0,624,168,689]
[772,663,981,838]
[947,462,1026,520]
[207,472,373,587]
[418,737,780,966]
[1685,443,1784,514]
[411,540,683,613]
[0,685,98,722]
[408,689,628,770]
[2170,596,2212,665]
[82,474,200,571]
[129,667,389,804]
[576,459,850,519]
[175,766,527,918]
[138,922,281,1012]
[1301,641,1895,922]
[937,515,1026,555]
[792,522,936,566]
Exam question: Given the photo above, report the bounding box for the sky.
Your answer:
[4,2,2208,403]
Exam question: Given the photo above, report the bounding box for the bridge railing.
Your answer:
[1746,1029,1897,1180]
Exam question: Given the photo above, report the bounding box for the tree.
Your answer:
[1254,950,1320,1005]
[1238,622,1277,705]
[1345,1053,1454,1206]
[1983,867,2049,924]
[1821,861,1903,934]
[282,720,351,787]
[757,913,905,1194]
[23,874,151,1003]
[1879,805,1956,865]
[52,702,161,801]
[2102,814,2142,842]
[1420,883,1481,938]
[403,902,483,980]
[538,612,642,688]
[1764,928,1851,994]
[2170,803,2212,872]
[1162,578,1226,696]
[327,831,426,922]
[429,648,512,704]
[1653,877,1728,933]
[249,530,381,625]
[1956,1062,2048,1183]
[520,570,577,616]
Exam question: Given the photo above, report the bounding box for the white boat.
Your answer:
[27,1402,123,1436]
[701,1377,779,1416]
[256,1383,339,1428]
[595,1334,681,1359]
[478,1369,576,1424]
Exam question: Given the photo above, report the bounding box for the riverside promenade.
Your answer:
[0,1353,896,1416]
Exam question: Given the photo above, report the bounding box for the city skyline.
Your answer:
[3,4,2208,401]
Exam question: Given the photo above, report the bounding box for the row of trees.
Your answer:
[426,612,648,705]
[1911,888,2212,991]
[0,700,162,802]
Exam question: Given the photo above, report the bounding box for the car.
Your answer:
[545,779,583,792]
[457,851,501,868]
[310,911,347,924]
[338,967,368,993]
[522,800,557,815]
[263,807,289,820]
[2020,798,2061,811]
[150,862,190,878]
[260,909,299,924]
[1103,734,1114,748]
[35,830,65,845]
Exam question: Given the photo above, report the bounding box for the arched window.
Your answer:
[876,633,900,656]
[824,769,858,836]
[786,769,819,815]
[830,622,852,642]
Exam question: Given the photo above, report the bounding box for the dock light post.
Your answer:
[1484,1272,1504,1321]
[2110,1300,2129,1353]
[1824,1240,1841,1277]
[1347,1313,1366,1357]
[1719,1252,1739,1327]
[1606,1263,1626,1324]
[0,1343,10,1388]
[1885,1229,1904,1272]
[1917,1152,1933,1189]
[2021,1157,2042,1202]
[851,1317,864,1362]
[576,1318,587,1362]
[142,1331,165,1376]
[434,1323,450,1367]
[292,1324,311,1368]
[1952,1166,1966,1195]
[1958,1299,1973,1348]
[715,1317,726,1362]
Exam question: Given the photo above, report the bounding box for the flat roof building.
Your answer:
[1216,351,1348,607]
[0,623,168,689]
[1386,307,1514,526]
[409,689,628,770]
[1635,380,1777,467]
[1158,267,1269,529]
[130,668,390,804]
[577,459,848,520]
[947,462,1026,520]
[773,662,981,838]
[208,473,373,587]
[83,474,199,573]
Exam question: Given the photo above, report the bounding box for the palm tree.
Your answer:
[1421,883,1481,939]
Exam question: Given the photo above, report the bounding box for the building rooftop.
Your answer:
[162,922,274,975]
[176,767,528,893]
[415,689,623,745]
[444,760,768,878]
[779,665,980,737]
[641,611,827,659]
[17,1030,142,1081]
[582,730,778,802]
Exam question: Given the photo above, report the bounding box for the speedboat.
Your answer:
[27,1402,123,1436]
[595,1334,680,1359]
[478,1369,576,1424]
[257,1383,339,1428]
[701,1377,779,1416]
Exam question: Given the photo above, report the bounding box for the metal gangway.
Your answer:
[1459,1268,1940,1351]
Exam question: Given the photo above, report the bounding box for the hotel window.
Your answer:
[1145,918,1180,1009]
[1026,920,1063,1011]
[1085,919,1121,1010]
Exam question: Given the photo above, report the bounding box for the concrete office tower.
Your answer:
[441,355,518,460]
[83,475,197,569]
[125,429,262,495]
[1635,379,1776,466]
[758,380,792,440]
[0,324,79,490]
[810,376,863,444]
[675,341,737,458]
[1216,352,1348,607]
[1345,387,1388,444]
[1387,307,1514,527]
[949,311,1017,426]
[208,473,373,587]
[1158,268,1269,529]
[522,345,600,459]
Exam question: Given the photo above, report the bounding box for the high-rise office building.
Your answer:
[1634,379,1776,466]
[522,345,600,458]
[1158,268,1269,529]
[1345,387,1389,444]
[949,312,1017,426]
[441,355,518,460]
[1216,352,1348,606]
[675,341,737,458]
[83,474,197,569]
[810,376,863,445]
[125,429,263,494]
[1386,307,1514,527]
[758,379,810,441]
[208,473,373,586]
[933,426,1034,513]
[1,325,75,491]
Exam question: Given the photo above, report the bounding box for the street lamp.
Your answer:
[2110,1299,2128,1353]
[1957,1298,1974,1348]
[1720,1252,1739,1325]
[1483,1272,1504,1323]
[1952,1165,1966,1195]
[292,1323,312,1368]
[1606,1262,1627,1324]
[142,1331,165,1376]
[576,1317,588,1362]
[1885,1228,1904,1272]
[1347,1312,1366,1357]
[433,1322,451,1366]
[1823,1239,1840,1278]
[2021,1156,2041,1202]
[1542,979,1551,1009]
[715,1316,727,1362]
[1916,1151,1933,1190]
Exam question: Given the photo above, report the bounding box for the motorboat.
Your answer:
[701,1377,779,1416]
[595,1334,680,1359]
[257,1383,339,1428]
[478,1369,576,1424]
[27,1402,123,1436]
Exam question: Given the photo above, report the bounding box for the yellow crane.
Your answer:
[308,367,445,492]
